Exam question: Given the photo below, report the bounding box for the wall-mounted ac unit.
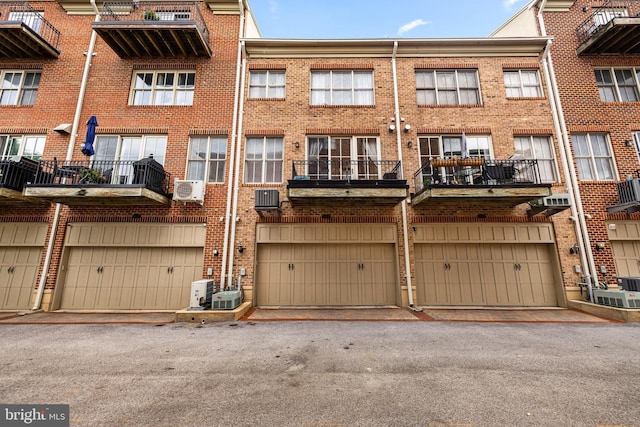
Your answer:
[617,178,640,204]
[189,279,217,310]
[255,189,279,209]
[173,179,205,203]
[594,289,640,309]
[530,193,571,208]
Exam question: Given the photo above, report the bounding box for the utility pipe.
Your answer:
[33,0,101,310]
[220,0,246,289]
[537,1,597,301]
[391,41,415,307]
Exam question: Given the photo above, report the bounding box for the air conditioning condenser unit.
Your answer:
[173,179,205,204]
[189,279,217,310]
[593,289,640,309]
[211,290,243,310]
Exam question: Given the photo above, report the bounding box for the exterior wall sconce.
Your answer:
[213,248,219,256]
[569,244,579,254]
[294,141,300,148]
[407,141,412,148]
[237,244,244,253]
[625,140,633,147]
[595,242,606,251]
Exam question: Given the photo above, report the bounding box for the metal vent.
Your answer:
[255,189,279,208]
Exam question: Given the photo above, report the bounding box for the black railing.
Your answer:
[0,156,38,191]
[100,1,209,40]
[0,2,60,50]
[31,158,171,195]
[577,0,638,44]
[291,160,402,181]
[413,158,542,194]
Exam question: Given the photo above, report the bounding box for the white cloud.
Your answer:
[268,0,278,15]
[503,0,524,9]
[397,19,430,35]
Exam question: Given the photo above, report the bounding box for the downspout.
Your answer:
[33,0,100,310]
[391,41,415,308]
[227,41,247,288]
[537,2,596,301]
[220,0,246,289]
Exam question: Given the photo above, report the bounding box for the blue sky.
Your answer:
[249,0,530,39]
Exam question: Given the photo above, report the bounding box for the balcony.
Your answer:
[23,157,171,206]
[0,156,46,205]
[577,0,640,54]
[92,1,211,58]
[411,158,552,208]
[287,160,409,207]
[0,2,60,58]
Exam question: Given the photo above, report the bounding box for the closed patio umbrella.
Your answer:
[81,116,98,156]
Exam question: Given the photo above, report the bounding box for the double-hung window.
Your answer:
[249,71,285,99]
[0,70,41,106]
[504,70,543,97]
[310,70,374,106]
[244,137,283,183]
[0,135,45,161]
[572,133,615,181]
[416,69,481,105]
[130,71,195,106]
[187,136,227,183]
[595,68,639,102]
[513,136,557,183]
[306,136,380,180]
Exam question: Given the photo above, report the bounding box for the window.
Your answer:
[504,70,542,98]
[419,135,490,182]
[187,136,227,183]
[514,136,558,183]
[130,71,195,106]
[416,69,481,105]
[249,71,285,99]
[0,135,45,161]
[595,68,639,102]
[93,135,167,184]
[310,71,374,106]
[0,71,41,106]
[306,136,379,179]
[634,132,640,164]
[572,133,615,181]
[244,137,283,183]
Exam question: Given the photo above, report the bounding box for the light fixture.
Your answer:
[237,244,244,253]
[53,123,72,134]
[294,141,300,149]
[582,6,589,12]
[388,124,396,132]
[595,242,606,251]
[569,244,580,255]
[625,140,633,147]
[213,248,219,256]
[407,141,413,148]
[404,124,411,133]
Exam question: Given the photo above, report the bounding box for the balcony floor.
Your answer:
[23,185,170,206]
[411,184,552,208]
[287,179,409,207]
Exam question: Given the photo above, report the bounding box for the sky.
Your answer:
[249,0,531,39]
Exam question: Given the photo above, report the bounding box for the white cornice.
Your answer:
[541,0,575,12]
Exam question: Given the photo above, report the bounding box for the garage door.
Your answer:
[56,223,205,310]
[608,221,640,277]
[414,223,559,307]
[255,224,398,307]
[0,223,47,310]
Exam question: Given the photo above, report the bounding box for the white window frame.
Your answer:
[93,135,167,184]
[572,133,616,181]
[306,136,380,180]
[503,69,543,98]
[249,70,285,99]
[186,136,227,183]
[310,70,374,106]
[244,136,283,184]
[595,68,640,102]
[633,132,640,164]
[418,135,491,183]
[0,135,45,161]
[513,135,559,183]
[416,69,482,106]
[130,71,195,106]
[0,70,41,106]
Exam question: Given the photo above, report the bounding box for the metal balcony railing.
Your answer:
[0,2,60,50]
[413,158,542,194]
[0,156,38,191]
[291,159,402,181]
[577,0,639,45]
[31,158,171,194]
[99,1,209,40]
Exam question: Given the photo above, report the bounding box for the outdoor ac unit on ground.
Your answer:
[211,290,243,310]
[617,178,640,204]
[530,193,571,208]
[593,289,640,309]
[188,279,217,310]
[173,179,205,203]
[618,277,640,292]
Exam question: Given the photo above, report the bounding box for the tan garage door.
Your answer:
[0,223,47,310]
[255,223,398,307]
[414,223,559,307]
[607,221,640,277]
[57,223,205,310]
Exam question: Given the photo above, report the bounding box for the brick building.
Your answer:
[1,0,596,312]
